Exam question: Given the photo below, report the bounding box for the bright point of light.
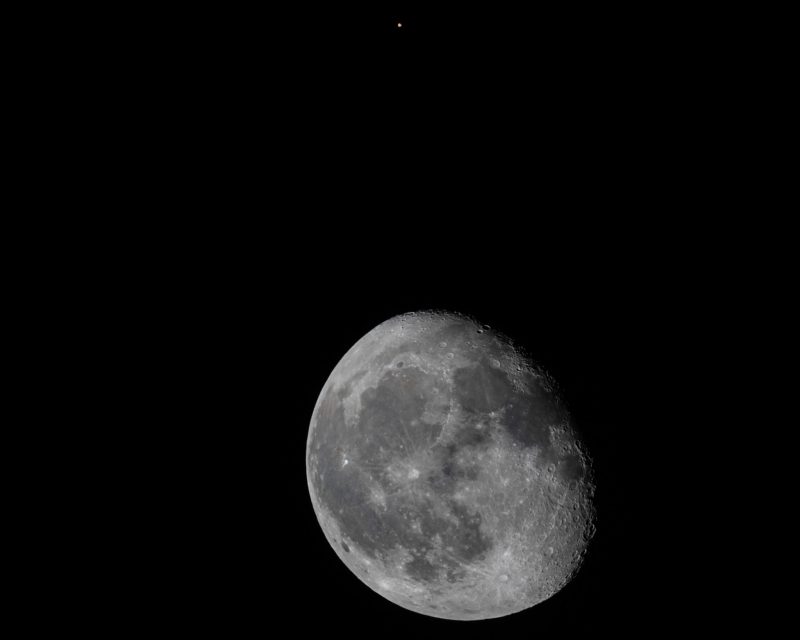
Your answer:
[397,22,402,28]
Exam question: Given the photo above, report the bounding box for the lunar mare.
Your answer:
[306,311,595,620]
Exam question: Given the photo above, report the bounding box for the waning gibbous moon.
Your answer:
[306,311,596,620]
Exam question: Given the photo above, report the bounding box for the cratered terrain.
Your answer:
[306,311,596,620]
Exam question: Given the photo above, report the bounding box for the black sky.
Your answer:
[94,4,728,634]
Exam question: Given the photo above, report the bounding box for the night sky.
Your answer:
[297,4,697,55]
[99,4,721,636]
[241,3,720,116]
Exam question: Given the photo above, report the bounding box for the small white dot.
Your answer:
[397,22,402,28]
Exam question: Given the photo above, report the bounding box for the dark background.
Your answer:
[56,2,737,633]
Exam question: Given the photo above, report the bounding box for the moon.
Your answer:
[306,311,596,620]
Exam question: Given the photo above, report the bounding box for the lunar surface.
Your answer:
[306,311,595,620]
